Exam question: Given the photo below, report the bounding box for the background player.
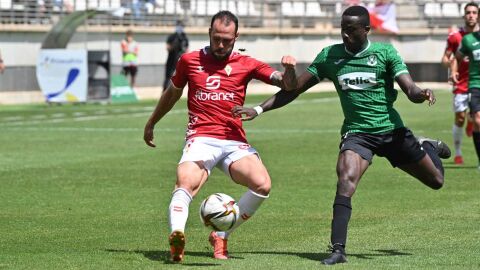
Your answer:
[143,11,297,262]
[443,2,478,164]
[456,22,480,170]
[232,5,451,265]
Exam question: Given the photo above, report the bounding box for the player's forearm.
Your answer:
[449,58,458,72]
[282,67,298,91]
[260,89,300,112]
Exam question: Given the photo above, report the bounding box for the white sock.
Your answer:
[218,190,269,239]
[453,124,463,156]
[169,188,193,233]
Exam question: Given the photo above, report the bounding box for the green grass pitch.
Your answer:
[1,90,479,269]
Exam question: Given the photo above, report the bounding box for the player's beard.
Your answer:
[210,46,234,61]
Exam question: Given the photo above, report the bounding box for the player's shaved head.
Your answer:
[342,5,370,27]
[210,10,239,33]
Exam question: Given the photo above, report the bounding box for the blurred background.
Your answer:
[0,0,468,103]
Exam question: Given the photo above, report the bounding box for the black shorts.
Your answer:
[339,127,426,167]
[122,66,138,77]
[469,88,480,113]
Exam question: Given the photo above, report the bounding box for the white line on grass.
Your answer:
[0,97,337,127]
[1,126,340,134]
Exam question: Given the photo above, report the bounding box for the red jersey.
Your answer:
[171,47,278,143]
[446,28,469,94]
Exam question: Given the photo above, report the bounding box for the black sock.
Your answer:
[330,194,352,249]
[422,141,444,176]
[473,132,480,163]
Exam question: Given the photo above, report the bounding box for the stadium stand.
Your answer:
[0,0,471,29]
[0,0,472,101]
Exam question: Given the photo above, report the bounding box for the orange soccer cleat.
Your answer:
[454,155,464,165]
[169,231,186,263]
[208,231,229,259]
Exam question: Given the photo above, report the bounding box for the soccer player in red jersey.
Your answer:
[443,2,478,164]
[143,11,297,262]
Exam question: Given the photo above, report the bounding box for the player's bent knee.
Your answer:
[336,179,357,196]
[250,175,271,196]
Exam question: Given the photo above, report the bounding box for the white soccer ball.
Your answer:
[199,193,239,231]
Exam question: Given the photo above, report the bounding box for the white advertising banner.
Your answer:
[36,49,88,103]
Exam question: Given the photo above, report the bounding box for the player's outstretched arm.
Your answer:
[396,73,436,105]
[144,85,183,147]
[232,71,317,121]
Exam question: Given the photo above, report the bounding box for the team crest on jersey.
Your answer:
[367,55,377,66]
[338,72,377,90]
[224,65,232,76]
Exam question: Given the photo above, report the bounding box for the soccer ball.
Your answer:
[199,193,239,231]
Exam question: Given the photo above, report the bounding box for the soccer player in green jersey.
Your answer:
[455,24,480,170]
[232,6,451,265]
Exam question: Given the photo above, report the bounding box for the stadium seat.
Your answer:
[237,1,259,16]
[74,0,87,11]
[281,2,292,17]
[164,0,183,15]
[194,0,207,16]
[0,0,12,9]
[305,2,325,17]
[442,3,459,17]
[424,3,442,17]
[88,0,98,9]
[291,2,305,17]
[207,0,220,16]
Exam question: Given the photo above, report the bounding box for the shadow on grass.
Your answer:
[105,249,243,266]
[444,164,479,169]
[238,249,412,262]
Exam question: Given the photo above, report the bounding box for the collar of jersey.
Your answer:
[344,39,371,57]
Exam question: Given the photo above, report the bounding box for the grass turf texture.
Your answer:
[1,90,479,269]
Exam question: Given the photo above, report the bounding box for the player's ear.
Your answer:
[208,28,212,37]
[235,31,239,41]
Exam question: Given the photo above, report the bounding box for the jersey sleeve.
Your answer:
[249,57,277,84]
[306,49,326,82]
[386,45,409,78]
[170,54,188,89]
[445,33,459,53]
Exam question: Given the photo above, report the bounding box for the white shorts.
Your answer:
[453,93,469,113]
[179,137,259,176]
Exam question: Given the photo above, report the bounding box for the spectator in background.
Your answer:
[369,0,398,34]
[53,0,73,12]
[443,2,478,164]
[163,20,189,91]
[0,49,5,74]
[121,30,139,88]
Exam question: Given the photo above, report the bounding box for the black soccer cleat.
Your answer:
[417,137,452,159]
[321,244,347,265]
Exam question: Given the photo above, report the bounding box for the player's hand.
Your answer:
[231,105,258,121]
[281,55,296,69]
[423,88,436,106]
[450,71,459,84]
[144,123,156,147]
